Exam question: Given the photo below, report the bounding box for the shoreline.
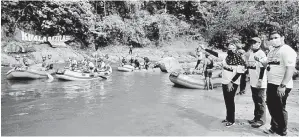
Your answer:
[1,40,212,68]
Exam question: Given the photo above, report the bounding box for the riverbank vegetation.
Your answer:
[1,1,299,70]
[2,1,298,49]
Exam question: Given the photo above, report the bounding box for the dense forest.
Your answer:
[1,1,299,51]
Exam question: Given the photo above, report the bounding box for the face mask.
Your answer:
[252,42,260,49]
[252,43,260,52]
[252,48,260,53]
[269,34,283,48]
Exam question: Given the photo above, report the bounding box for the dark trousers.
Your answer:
[267,83,291,134]
[129,49,132,54]
[222,83,239,123]
[240,73,247,92]
[251,86,266,124]
[194,60,201,69]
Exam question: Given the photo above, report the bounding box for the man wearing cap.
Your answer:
[247,37,267,128]
[256,28,297,136]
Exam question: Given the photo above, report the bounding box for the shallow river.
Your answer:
[2,66,299,136]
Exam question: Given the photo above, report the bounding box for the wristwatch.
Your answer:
[279,84,286,88]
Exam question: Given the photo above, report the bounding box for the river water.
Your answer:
[2,66,299,136]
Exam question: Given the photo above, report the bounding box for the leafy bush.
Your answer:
[93,11,190,48]
[1,1,95,47]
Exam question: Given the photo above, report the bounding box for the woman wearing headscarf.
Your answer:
[221,42,246,127]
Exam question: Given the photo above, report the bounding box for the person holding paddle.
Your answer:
[10,55,26,69]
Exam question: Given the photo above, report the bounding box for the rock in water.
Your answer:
[158,57,183,73]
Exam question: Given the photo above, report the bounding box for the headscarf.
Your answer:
[225,51,245,66]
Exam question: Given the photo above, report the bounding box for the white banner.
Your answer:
[14,29,72,42]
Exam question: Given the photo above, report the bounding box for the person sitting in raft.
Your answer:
[121,57,127,66]
[81,57,88,67]
[134,58,141,69]
[81,58,89,72]
[10,55,26,69]
[41,55,50,70]
[47,54,54,69]
[203,53,214,90]
[88,59,96,73]
[69,57,78,71]
[129,56,135,66]
[143,57,150,70]
[97,58,106,71]
[22,55,30,67]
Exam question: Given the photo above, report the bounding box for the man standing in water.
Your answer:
[256,28,297,136]
[203,53,214,90]
[247,37,267,128]
[195,46,203,70]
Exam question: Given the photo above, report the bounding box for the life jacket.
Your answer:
[206,59,214,69]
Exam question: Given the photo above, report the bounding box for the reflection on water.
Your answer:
[1,66,222,135]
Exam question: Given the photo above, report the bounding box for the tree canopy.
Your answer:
[2,1,298,51]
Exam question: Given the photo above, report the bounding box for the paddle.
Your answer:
[46,73,54,82]
[204,49,218,57]
[6,68,16,75]
[198,45,218,58]
[98,75,108,79]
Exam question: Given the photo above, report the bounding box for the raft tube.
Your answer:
[169,72,222,89]
[6,69,56,80]
[117,65,134,72]
[97,65,113,76]
[56,70,105,81]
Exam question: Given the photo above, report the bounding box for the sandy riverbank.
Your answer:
[1,39,223,69]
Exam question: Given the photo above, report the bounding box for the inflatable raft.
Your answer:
[97,65,113,76]
[6,68,56,80]
[169,72,222,89]
[56,69,107,81]
[117,65,134,72]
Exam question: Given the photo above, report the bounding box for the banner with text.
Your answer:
[14,29,72,42]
